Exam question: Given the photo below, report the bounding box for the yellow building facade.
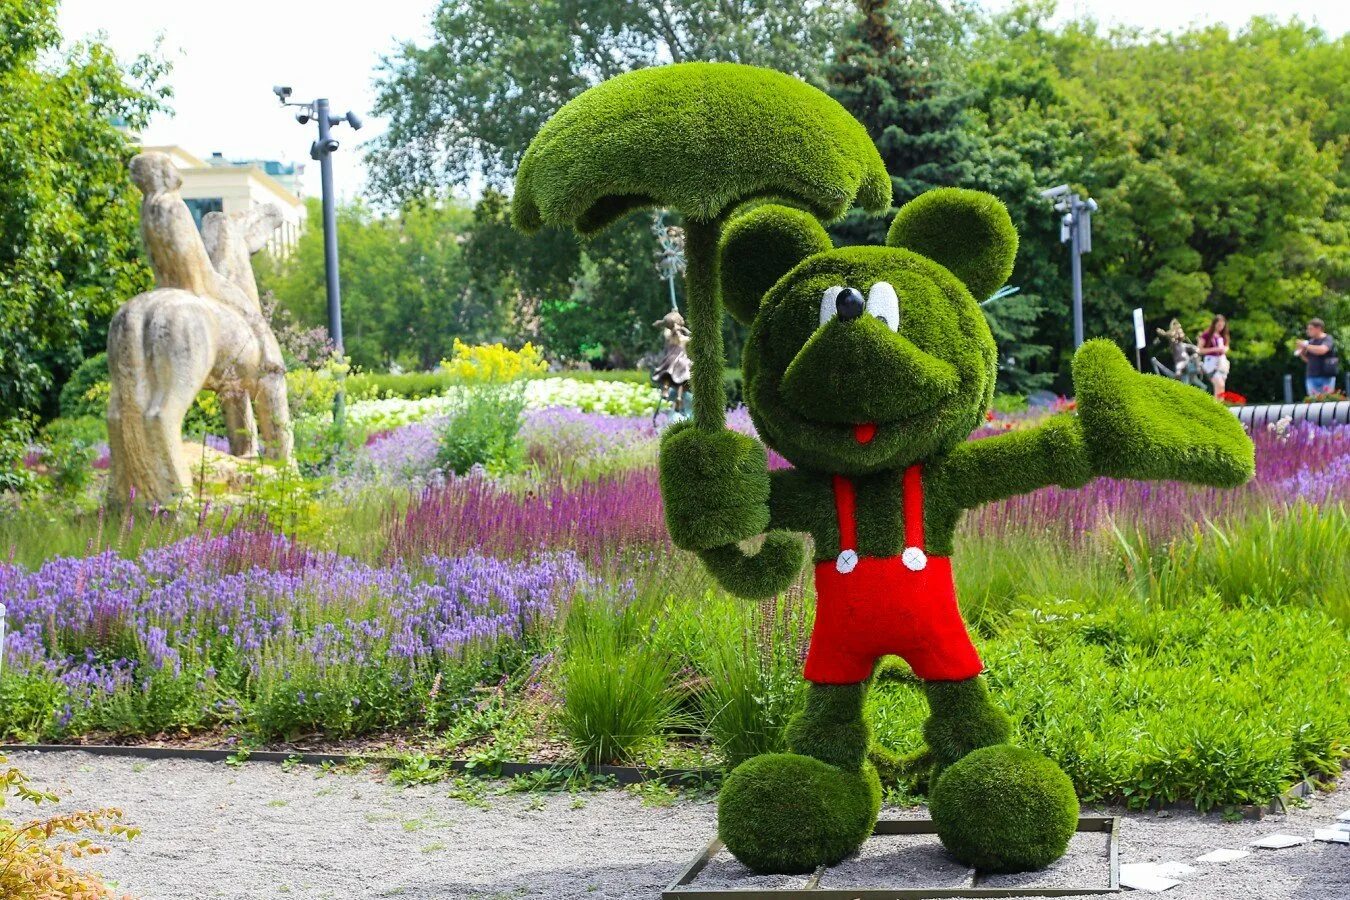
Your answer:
[142,145,307,257]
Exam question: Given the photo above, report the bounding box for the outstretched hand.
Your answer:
[1073,339,1254,488]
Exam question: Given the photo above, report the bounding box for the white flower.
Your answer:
[328,377,660,431]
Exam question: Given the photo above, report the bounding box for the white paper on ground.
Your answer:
[1313,829,1350,844]
[1119,863,1182,893]
[1333,822,1350,833]
[1153,862,1196,878]
[1196,848,1250,863]
[1337,810,1350,822]
[1250,833,1308,849]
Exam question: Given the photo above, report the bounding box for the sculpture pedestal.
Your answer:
[664,817,1121,899]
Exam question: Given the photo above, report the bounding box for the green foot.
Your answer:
[718,752,881,874]
[930,744,1079,873]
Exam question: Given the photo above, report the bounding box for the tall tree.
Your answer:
[825,0,980,247]
[366,0,851,204]
[0,0,169,419]
[968,9,1349,398]
[257,199,478,370]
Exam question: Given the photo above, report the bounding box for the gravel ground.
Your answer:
[12,751,1348,900]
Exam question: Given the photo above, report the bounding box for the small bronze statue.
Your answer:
[1156,319,1206,388]
[651,310,693,419]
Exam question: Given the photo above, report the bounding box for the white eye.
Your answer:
[819,286,843,327]
[867,282,899,332]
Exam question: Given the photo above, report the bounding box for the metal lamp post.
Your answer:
[273,86,363,424]
[1040,185,1098,350]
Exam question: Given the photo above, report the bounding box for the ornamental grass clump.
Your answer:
[555,595,682,766]
[690,587,812,768]
[0,754,138,900]
[436,380,528,476]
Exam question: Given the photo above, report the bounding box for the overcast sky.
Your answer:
[59,1,1349,203]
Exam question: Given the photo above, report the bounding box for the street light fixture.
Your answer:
[273,86,362,423]
[1039,184,1097,350]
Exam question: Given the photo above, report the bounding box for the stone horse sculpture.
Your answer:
[107,152,292,506]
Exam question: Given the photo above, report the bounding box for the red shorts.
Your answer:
[803,555,983,684]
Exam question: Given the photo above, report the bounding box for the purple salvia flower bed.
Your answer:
[392,419,1348,554]
[967,422,1350,541]
[1,530,598,704]
[389,467,668,562]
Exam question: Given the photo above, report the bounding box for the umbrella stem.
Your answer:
[683,218,726,431]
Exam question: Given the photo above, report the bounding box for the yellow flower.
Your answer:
[440,340,547,384]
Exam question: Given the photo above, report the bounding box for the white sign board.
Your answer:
[1133,308,1147,350]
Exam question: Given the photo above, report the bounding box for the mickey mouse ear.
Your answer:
[719,205,833,325]
[887,189,1017,303]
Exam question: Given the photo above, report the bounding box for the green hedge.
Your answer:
[59,353,109,419]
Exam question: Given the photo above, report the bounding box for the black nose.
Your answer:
[836,287,865,320]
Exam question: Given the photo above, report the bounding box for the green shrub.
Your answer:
[437,382,528,476]
[0,416,37,494]
[555,596,681,765]
[57,353,109,419]
[990,393,1027,414]
[38,416,107,447]
[346,370,455,400]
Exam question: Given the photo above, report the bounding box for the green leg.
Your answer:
[922,676,1079,874]
[718,682,881,874]
[786,681,870,770]
[921,676,1011,781]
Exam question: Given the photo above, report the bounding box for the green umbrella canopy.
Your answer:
[511,62,887,598]
[512,62,890,234]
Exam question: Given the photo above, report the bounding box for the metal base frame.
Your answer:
[664,817,1121,899]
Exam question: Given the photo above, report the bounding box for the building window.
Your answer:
[184,197,224,230]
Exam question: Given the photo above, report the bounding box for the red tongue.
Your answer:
[854,423,877,444]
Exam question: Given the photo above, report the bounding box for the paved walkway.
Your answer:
[13,751,1348,899]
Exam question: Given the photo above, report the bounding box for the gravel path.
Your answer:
[13,751,1347,900]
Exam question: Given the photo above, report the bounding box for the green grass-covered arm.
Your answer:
[936,340,1254,511]
[931,413,1093,511]
[1073,339,1254,487]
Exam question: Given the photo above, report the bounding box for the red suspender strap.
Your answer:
[903,464,925,551]
[831,474,857,554]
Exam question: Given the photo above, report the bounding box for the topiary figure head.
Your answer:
[512,62,890,431]
[722,189,1016,475]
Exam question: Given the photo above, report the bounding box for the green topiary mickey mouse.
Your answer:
[514,61,1255,877]
[671,190,1253,874]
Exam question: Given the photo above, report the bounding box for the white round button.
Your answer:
[902,546,927,571]
[836,549,858,574]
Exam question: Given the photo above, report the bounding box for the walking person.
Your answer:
[1295,317,1339,398]
[1197,314,1231,397]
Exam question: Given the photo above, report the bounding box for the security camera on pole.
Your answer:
[1039,184,1098,350]
[273,85,363,424]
